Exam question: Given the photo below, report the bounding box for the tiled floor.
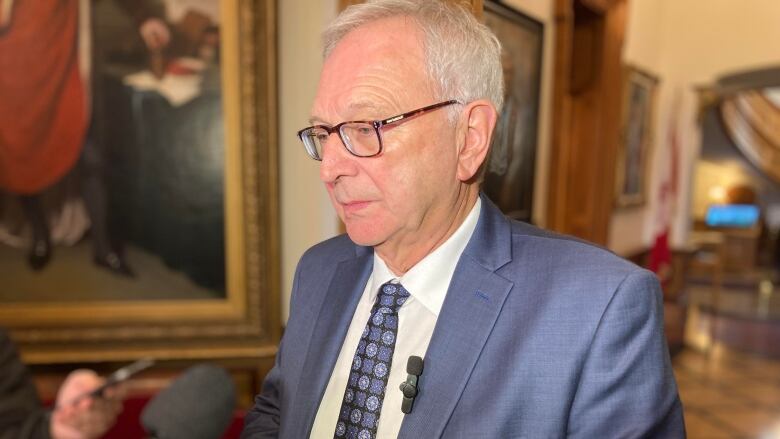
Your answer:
[672,269,780,437]
[670,269,780,438]
[673,343,780,438]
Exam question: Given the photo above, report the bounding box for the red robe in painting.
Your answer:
[0,0,87,195]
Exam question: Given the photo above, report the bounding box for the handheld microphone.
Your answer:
[399,355,423,414]
[141,364,236,439]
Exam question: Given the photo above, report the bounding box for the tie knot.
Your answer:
[376,282,409,313]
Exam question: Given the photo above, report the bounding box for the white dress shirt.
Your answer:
[310,199,482,438]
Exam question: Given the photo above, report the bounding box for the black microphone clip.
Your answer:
[399,355,423,414]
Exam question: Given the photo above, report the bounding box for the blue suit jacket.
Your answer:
[242,197,685,438]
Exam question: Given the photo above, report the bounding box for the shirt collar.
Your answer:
[369,198,482,316]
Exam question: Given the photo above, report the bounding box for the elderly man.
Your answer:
[242,1,684,438]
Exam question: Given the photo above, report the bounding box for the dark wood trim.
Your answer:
[547,0,626,245]
[624,247,651,266]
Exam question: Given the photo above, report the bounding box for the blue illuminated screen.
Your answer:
[705,204,759,228]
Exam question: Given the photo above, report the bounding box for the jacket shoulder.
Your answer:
[508,220,644,277]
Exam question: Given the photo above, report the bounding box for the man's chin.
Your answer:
[343,223,384,247]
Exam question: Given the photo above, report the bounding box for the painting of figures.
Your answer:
[0,0,279,361]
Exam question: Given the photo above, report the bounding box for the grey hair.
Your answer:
[322,0,504,123]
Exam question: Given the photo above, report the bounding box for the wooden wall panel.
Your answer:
[547,0,575,238]
[547,0,627,244]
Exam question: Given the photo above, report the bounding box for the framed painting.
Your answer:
[482,1,544,222]
[615,64,659,207]
[0,0,279,364]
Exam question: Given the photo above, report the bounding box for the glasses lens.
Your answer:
[340,123,380,157]
[299,127,329,160]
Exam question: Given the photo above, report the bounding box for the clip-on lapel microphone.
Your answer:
[399,355,423,414]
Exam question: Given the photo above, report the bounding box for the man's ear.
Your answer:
[456,99,498,182]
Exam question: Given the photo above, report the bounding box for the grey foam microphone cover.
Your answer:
[406,356,423,375]
[141,364,237,439]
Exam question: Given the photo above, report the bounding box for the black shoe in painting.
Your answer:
[28,237,51,271]
[94,252,135,278]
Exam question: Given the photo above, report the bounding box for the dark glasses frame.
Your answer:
[297,99,461,160]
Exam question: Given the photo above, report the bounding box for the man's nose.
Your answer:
[319,133,357,183]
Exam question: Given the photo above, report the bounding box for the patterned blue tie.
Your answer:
[334,281,410,439]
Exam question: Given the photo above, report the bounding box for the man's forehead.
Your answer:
[311,17,432,122]
[310,98,396,124]
[324,16,426,74]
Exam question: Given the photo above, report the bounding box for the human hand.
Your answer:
[50,370,125,439]
[139,18,171,51]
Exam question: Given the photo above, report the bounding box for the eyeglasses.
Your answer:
[297,100,460,161]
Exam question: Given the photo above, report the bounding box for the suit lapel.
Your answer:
[289,249,373,438]
[400,196,515,437]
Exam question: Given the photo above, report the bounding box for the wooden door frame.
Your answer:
[547,0,627,244]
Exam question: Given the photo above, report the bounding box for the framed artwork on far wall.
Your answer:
[615,65,659,208]
[482,1,544,223]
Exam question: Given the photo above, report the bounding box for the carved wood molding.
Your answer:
[576,0,621,14]
[721,91,780,184]
[735,92,780,146]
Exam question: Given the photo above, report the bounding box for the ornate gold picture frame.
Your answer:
[615,64,659,208]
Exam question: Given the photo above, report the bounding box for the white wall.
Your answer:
[279,0,339,322]
[608,0,780,256]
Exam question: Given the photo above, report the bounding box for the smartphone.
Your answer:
[67,357,156,406]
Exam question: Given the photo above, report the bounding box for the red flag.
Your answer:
[649,218,672,285]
